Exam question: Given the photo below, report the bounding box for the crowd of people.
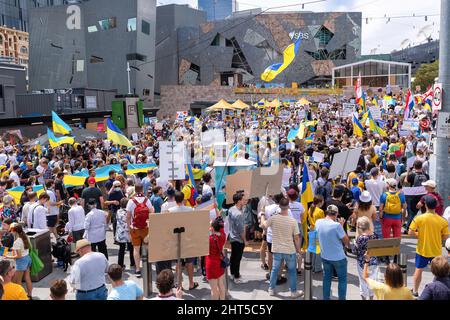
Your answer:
[0,88,449,300]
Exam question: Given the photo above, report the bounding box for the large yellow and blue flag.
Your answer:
[261,37,302,82]
[6,185,45,204]
[368,110,387,137]
[107,118,133,148]
[47,128,74,148]
[304,133,315,144]
[52,111,72,135]
[300,162,314,249]
[352,114,365,138]
[287,122,307,142]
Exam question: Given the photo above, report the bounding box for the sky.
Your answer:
[158,0,441,54]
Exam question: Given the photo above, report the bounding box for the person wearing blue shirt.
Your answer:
[107,264,143,300]
[315,205,350,300]
[351,178,361,204]
[150,186,164,213]
[142,170,154,197]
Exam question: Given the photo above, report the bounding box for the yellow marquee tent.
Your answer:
[298,97,311,106]
[232,99,250,110]
[206,99,235,111]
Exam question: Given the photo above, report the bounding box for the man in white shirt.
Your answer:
[9,165,20,187]
[364,168,386,208]
[84,199,109,259]
[287,189,305,273]
[27,193,50,230]
[161,188,177,212]
[168,191,194,213]
[68,239,109,300]
[66,198,86,243]
[45,180,63,238]
[22,191,38,227]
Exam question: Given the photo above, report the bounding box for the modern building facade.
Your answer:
[198,0,236,21]
[28,0,156,107]
[0,0,90,32]
[332,59,411,95]
[0,62,27,118]
[391,40,439,75]
[0,26,29,69]
[156,10,362,90]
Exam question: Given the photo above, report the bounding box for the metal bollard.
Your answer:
[304,252,313,300]
[141,246,153,297]
[399,253,407,287]
[224,248,230,300]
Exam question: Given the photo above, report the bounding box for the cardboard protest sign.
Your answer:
[367,238,401,257]
[402,120,419,132]
[154,123,163,130]
[148,211,210,262]
[369,106,381,120]
[225,170,253,203]
[250,167,284,199]
[329,148,362,179]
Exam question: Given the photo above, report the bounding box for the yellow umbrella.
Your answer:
[232,99,250,110]
[206,99,234,112]
[267,98,281,109]
[298,97,311,106]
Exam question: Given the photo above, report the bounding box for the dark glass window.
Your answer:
[126,53,147,62]
[142,20,150,35]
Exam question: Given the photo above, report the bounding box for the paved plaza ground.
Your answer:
[28,228,443,301]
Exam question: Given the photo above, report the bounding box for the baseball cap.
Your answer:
[26,162,33,166]
[321,162,331,169]
[422,180,436,188]
[423,195,438,209]
[326,204,339,214]
[75,239,91,252]
[386,178,397,188]
[87,177,96,184]
[351,178,359,184]
[287,189,298,199]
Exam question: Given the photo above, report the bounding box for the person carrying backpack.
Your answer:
[313,168,332,203]
[181,175,197,208]
[405,160,429,230]
[379,179,406,239]
[126,184,154,278]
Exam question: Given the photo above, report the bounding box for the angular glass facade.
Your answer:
[198,0,232,21]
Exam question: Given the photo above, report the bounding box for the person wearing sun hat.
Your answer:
[352,191,377,238]
[416,180,444,216]
[67,239,109,300]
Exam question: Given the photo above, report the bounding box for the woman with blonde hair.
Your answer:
[0,195,17,222]
[353,216,378,300]
[9,224,33,298]
[308,195,325,273]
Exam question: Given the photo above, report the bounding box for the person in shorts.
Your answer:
[408,196,449,297]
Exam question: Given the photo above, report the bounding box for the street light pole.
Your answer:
[127,61,132,95]
[436,0,450,206]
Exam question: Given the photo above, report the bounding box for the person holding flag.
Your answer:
[52,111,72,135]
[106,118,133,148]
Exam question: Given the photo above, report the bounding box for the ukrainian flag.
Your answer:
[107,118,133,148]
[47,128,74,148]
[287,123,306,142]
[6,185,45,204]
[368,111,387,137]
[185,164,199,198]
[261,37,302,82]
[352,114,365,138]
[304,133,315,144]
[300,162,314,249]
[52,111,72,135]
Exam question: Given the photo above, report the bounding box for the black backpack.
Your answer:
[51,238,72,271]
[316,180,330,201]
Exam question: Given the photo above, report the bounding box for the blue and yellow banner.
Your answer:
[6,185,45,204]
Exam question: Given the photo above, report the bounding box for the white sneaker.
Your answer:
[291,290,304,299]
[230,275,234,282]
[233,277,247,284]
[268,288,275,296]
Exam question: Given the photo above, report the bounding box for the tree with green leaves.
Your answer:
[413,60,439,91]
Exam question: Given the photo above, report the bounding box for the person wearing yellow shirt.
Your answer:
[181,175,196,208]
[408,195,449,297]
[0,260,28,300]
[308,195,325,273]
[362,257,413,300]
